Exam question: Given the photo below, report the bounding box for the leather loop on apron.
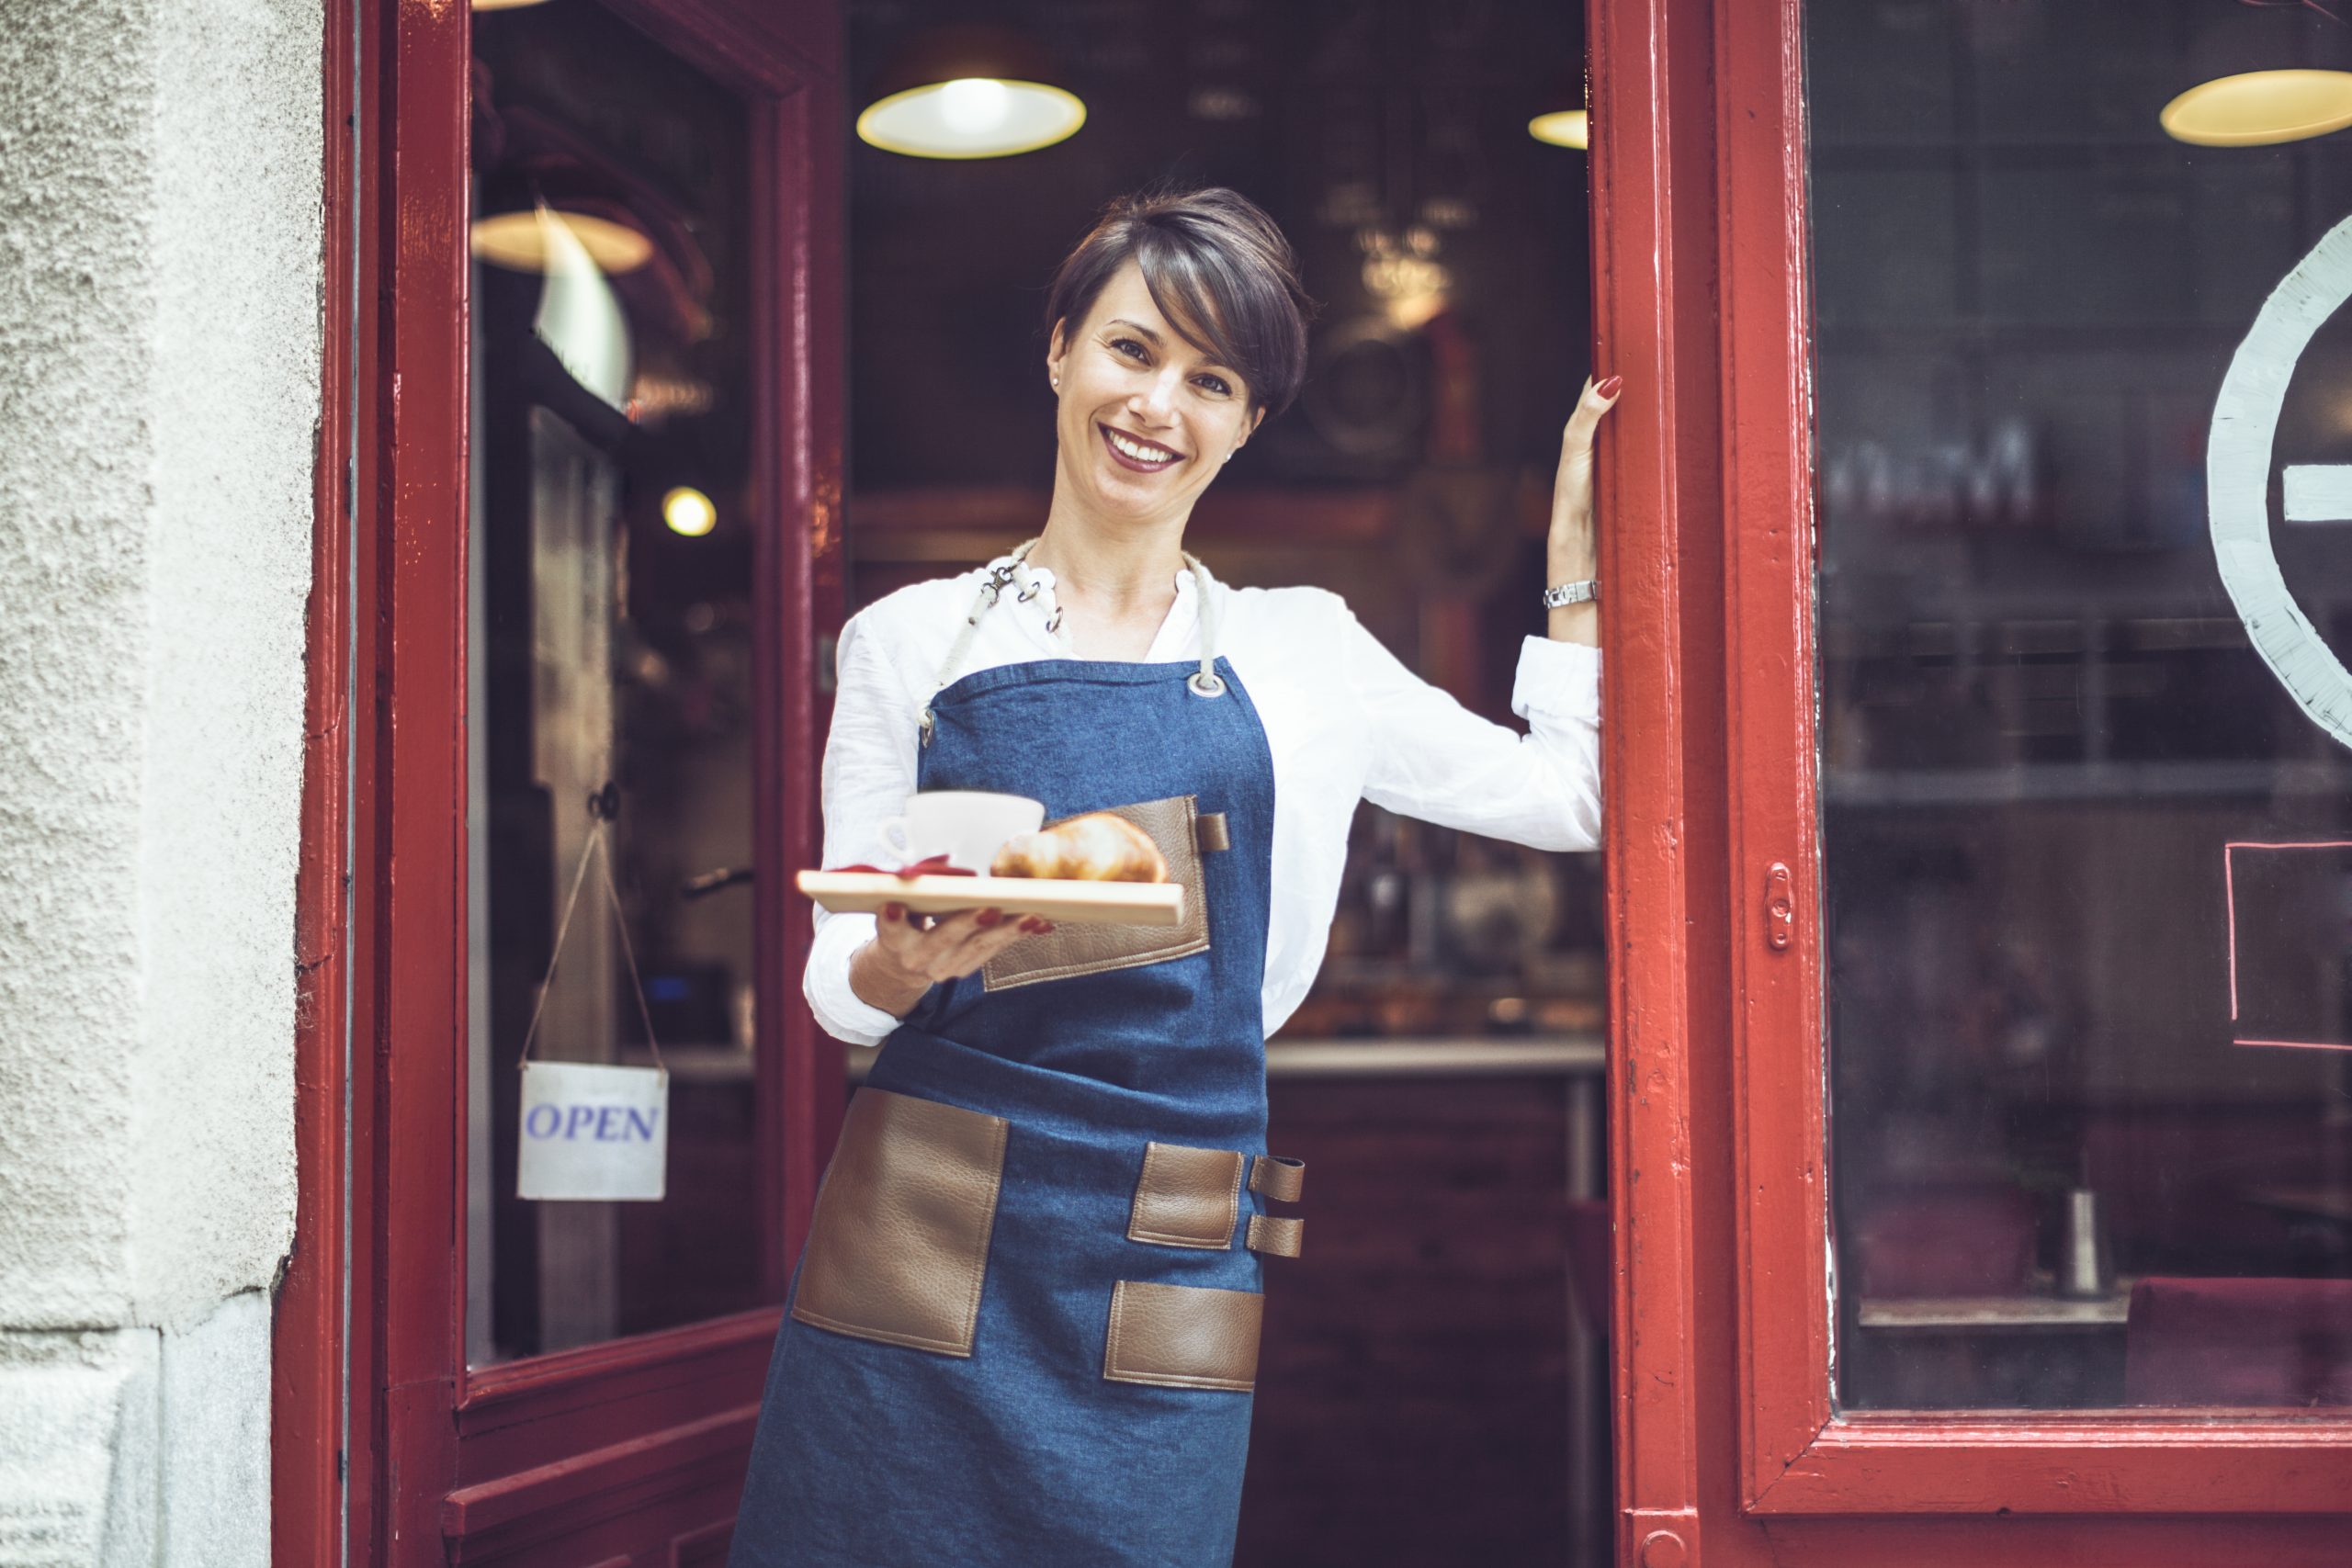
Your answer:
[1249,1153,1306,1204]
[1244,1213,1305,1258]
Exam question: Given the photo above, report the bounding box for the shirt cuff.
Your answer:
[1510,636,1600,725]
[803,912,907,1047]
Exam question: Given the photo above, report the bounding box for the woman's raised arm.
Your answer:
[1342,598,1601,852]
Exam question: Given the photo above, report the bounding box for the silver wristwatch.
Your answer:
[1542,578,1599,608]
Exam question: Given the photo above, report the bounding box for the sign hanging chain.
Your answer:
[514,814,667,1074]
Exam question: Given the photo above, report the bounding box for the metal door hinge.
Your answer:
[1764,861,1795,952]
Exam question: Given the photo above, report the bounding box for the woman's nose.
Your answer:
[1132,367,1181,420]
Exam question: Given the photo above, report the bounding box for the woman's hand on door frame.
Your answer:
[1546,373,1621,646]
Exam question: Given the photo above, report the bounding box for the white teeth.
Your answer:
[1109,430,1175,462]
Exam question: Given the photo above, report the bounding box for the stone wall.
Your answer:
[0,0,322,1562]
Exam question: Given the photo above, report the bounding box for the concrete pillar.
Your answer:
[0,0,322,1562]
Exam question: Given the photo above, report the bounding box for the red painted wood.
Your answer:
[741,65,847,1304]
[274,0,356,1560]
[345,6,390,1561]
[354,0,842,1562]
[454,1311,779,1476]
[1714,0,1830,1516]
[441,1406,759,1551]
[367,1,474,1562]
[1589,0,1713,1559]
[1704,0,2352,1544]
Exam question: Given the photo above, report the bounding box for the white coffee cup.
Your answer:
[876,790,1046,874]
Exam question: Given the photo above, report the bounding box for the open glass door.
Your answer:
[1698,0,2352,1558]
[353,0,840,1561]
[1593,0,2352,1560]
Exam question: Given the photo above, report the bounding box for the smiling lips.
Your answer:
[1100,423,1182,471]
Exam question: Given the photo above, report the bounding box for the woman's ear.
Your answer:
[1046,317,1069,388]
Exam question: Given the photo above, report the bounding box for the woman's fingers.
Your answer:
[1560,373,1623,460]
[879,904,1054,981]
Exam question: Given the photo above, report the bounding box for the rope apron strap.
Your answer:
[918,537,1224,748]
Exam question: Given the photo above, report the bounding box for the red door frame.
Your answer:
[273,0,358,1558]
[1597,0,2352,1561]
[280,0,844,1561]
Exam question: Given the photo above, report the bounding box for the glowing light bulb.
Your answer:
[663,487,717,537]
[1530,109,1589,150]
[935,77,1012,135]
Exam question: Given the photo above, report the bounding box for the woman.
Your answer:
[729,185,1617,1568]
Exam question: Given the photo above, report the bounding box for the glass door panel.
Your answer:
[466,0,764,1365]
[1809,0,2352,1413]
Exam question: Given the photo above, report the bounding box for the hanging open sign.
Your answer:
[518,1059,670,1201]
[515,815,672,1202]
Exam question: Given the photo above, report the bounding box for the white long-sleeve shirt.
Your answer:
[804,549,1603,1046]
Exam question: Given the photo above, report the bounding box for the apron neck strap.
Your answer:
[919,537,1223,748]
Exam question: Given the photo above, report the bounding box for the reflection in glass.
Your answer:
[1810,0,2352,1411]
[466,0,764,1366]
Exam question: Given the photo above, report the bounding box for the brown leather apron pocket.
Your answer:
[981,794,1219,991]
[1102,1280,1264,1392]
[789,1087,1010,1357]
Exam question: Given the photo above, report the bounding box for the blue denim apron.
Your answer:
[729,547,1284,1568]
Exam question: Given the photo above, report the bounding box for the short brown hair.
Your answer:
[1043,184,1317,420]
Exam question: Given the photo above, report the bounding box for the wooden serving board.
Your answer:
[795,870,1186,927]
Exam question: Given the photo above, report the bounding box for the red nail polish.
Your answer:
[977,908,1002,927]
[1037,920,1056,933]
[882,903,903,922]
[1596,375,1622,399]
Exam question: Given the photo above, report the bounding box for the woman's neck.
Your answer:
[1024,514,1191,660]
[1024,519,1186,611]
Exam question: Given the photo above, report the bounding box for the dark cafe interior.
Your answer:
[458,0,2352,1562]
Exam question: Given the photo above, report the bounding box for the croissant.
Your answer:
[990,812,1169,882]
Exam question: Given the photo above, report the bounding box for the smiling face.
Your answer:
[1046,257,1265,527]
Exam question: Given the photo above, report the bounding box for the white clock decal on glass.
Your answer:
[2211,215,2352,752]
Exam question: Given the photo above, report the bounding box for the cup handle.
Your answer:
[876,818,915,863]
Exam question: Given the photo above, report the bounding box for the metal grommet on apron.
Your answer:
[731,537,1283,1568]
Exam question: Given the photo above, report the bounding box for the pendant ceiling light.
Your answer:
[1528,109,1588,150]
[1526,66,1588,150]
[472,209,654,275]
[857,24,1085,160]
[2162,6,2352,148]
[2161,69,2352,146]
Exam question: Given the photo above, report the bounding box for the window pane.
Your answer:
[466,0,764,1366]
[1810,0,2352,1411]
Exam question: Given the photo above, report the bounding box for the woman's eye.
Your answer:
[1110,337,1147,359]
[1195,375,1232,396]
